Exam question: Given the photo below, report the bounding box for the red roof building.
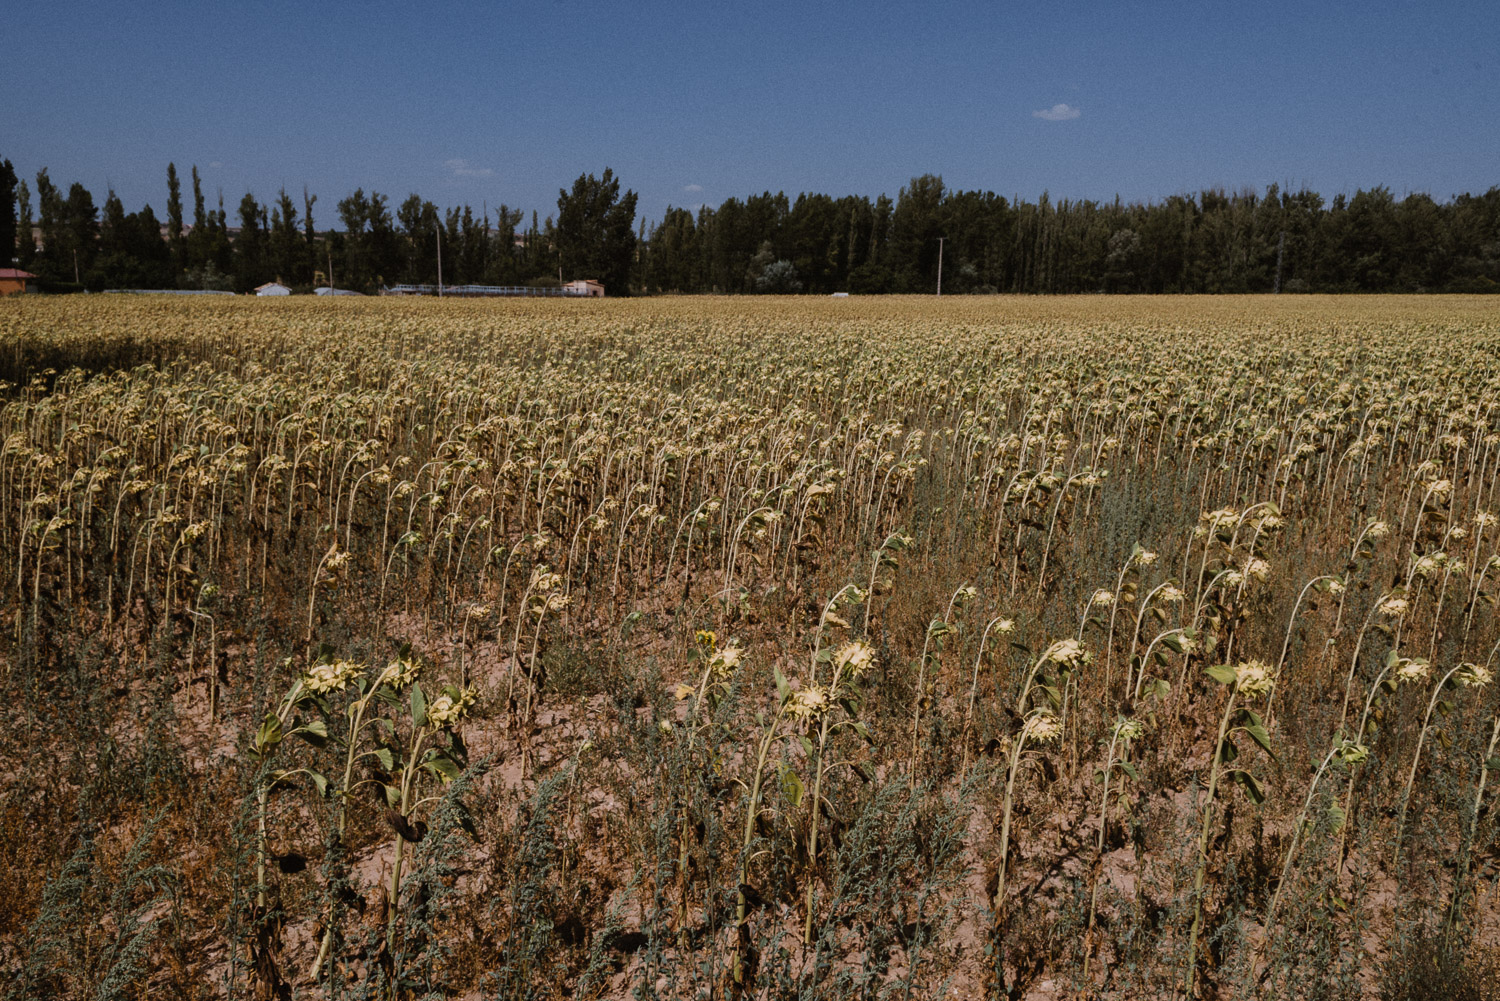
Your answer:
[0,269,38,296]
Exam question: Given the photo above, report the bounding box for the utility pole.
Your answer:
[936,237,945,296]
[436,223,443,296]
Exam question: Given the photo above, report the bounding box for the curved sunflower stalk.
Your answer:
[1332,650,1428,867]
[439,482,489,612]
[1263,574,1345,721]
[961,614,1016,781]
[519,572,570,726]
[1422,551,1464,661]
[373,464,416,598]
[305,654,476,983]
[663,496,720,609]
[1329,517,1390,633]
[1182,553,1272,705]
[122,498,173,629]
[609,496,659,605]
[1217,507,1283,664]
[565,499,611,596]
[1133,624,1195,704]
[376,511,422,631]
[1443,712,1500,945]
[1066,586,1119,768]
[1015,638,1088,722]
[863,427,924,543]
[506,564,564,718]
[338,448,386,550]
[1273,416,1327,512]
[675,630,744,730]
[1122,581,1187,699]
[1082,716,1144,983]
[1402,472,1455,560]
[307,653,418,982]
[21,501,75,641]
[247,659,346,934]
[1035,467,1106,598]
[728,663,808,991]
[991,708,1063,937]
[451,512,492,600]
[909,583,979,783]
[1183,661,1276,1001]
[1461,549,1500,649]
[799,629,876,947]
[1393,661,1491,868]
[1189,502,1277,617]
[162,518,209,618]
[1101,543,1160,698]
[784,472,841,591]
[1256,737,1368,986]
[184,583,220,718]
[493,530,549,637]
[869,451,925,543]
[380,679,477,959]
[986,466,1033,566]
[306,541,352,648]
[1007,466,1062,596]
[991,638,1089,930]
[456,600,491,689]
[722,505,778,620]
[1335,588,1408,726]
[862,530,914,634]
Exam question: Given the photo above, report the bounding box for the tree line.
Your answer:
[641,176,1500,294]
[3,157,1497,295]
[0,159,638,295]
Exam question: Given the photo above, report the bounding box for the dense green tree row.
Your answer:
[1,160,587,294]
[3,156,1496,294]
[639,176,1500,294]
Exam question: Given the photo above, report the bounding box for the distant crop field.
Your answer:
[2,294,1498,1000]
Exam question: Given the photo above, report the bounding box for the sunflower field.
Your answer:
[1,293,1498,1000]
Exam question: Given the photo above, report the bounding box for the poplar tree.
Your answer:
[15,179,35,268]
[556,167,637,294]
[166,163,185,273]
[0,159,17,265]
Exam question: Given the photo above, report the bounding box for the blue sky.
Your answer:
[3,0,1497,225]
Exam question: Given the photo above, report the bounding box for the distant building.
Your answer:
[104,288,235,296]
[0,269,37,296]
[255,282,292,296]
[381,281,603,298]
[563,279,605,297]
[314,287,363,296]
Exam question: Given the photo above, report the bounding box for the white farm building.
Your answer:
[563,279,605,297]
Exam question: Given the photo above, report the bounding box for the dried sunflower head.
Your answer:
[786,684,829,720]
[303,659,363,695]
[1454,663,1492,688]
[1022,712,1064,743]
[833,640,876,678]
[1233,660,1274,697]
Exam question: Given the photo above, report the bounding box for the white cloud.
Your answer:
[1033,103,1081,121]
[208,161,224,168]
[683,183,704,193]
[445,158,495,178]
